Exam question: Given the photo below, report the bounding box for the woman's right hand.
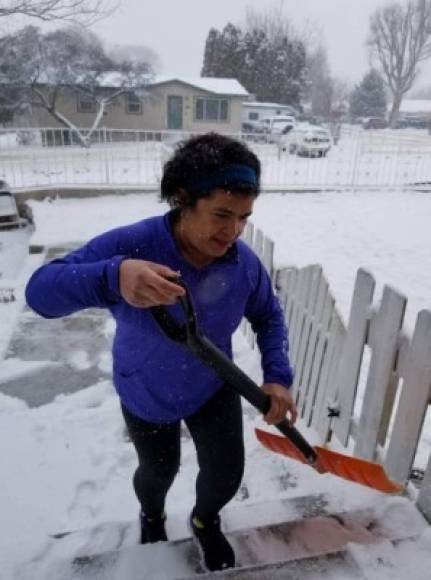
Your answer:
[119,259,185,308]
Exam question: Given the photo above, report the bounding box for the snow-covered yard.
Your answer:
[1,190,431,579]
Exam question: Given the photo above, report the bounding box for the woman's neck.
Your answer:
[173,218,212,269]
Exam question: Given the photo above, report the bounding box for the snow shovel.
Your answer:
[150,281,404,495]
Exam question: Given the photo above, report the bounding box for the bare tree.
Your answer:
[0,0,116,24]
[0,25,152,145]
[245,2,295,46]
[368,0,431,127]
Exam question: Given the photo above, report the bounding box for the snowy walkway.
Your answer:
[1,245,113,407]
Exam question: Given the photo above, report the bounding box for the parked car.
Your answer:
[362,117,387,130]
[395,116,428,129]
[241,121,265,134]
[281,124,332,157]
[0,181,27,230]
[258,115,296,135]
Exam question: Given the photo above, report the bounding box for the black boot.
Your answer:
[190,510,235,571]
[140,511,168,544]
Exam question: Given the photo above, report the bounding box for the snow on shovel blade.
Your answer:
[255,428,405,494]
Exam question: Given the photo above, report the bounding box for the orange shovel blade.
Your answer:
[255,428,404,494]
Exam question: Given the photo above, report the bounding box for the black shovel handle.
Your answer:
[150,282,318,465]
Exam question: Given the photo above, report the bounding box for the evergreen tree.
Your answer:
[200,23,306,107]
[241,28,265,94]
[217,23,243,78]
[201,28,221,76]
[283,38,307,106]
[349,69,387,118]
[247,29,271,101]
[201,23,242,78]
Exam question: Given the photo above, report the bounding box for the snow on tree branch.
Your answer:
[0,1,117,25]
[0,25,153,146]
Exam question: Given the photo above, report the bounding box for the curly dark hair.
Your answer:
[160,132,261,208]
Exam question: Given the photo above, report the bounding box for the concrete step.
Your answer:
[27,494,427,580]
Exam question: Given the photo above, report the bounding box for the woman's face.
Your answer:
[177,188,255,266]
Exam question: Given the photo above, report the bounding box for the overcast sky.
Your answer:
[4,0,429,89]
[91,0,415,85]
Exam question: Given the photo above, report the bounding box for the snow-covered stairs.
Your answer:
[28,492,429,580]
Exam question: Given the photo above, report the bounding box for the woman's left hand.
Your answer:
[262,383,298,425]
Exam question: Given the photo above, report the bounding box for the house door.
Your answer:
[167,96,183,130]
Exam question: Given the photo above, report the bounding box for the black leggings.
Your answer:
[121,385,245,523]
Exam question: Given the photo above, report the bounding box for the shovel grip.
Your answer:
[150,285,318,465]
[273,419,318,464]
[189,334,318,464]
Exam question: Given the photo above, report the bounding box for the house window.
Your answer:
[126,91,142,115]
[195,98,229,122]
[248,112,258,120]
[77,93,96,113]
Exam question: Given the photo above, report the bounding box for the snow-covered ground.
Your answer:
[26,189,431,332]
[1,190,431,579]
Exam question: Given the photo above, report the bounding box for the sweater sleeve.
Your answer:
[244,260,294,389]
[25,228,128,319]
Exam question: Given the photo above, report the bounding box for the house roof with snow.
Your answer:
[15,70,249,98]
[398,99,431,114]
[149,76,249,97]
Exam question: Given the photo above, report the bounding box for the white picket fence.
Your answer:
[242,221,431,523]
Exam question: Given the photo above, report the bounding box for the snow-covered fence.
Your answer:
[275,264,431,520]
[248,126,431,190]
[240,221,274,348]
[276,264,345,432]
[1,127,431,190]
[0,128,173,189]
[241,223,431,519]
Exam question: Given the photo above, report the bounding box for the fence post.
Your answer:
[384,310,431,484]
[417,453,431,523]
[351,130,362,187]
[353,286,406,460]
[295,265,323,414]
[315,313,346,442]
[301,275,334,426]
[333,269,375,446]
[104,136,110,184]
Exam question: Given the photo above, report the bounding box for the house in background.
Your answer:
[19,76,249,134]
[147,76,249,133]
[398,99,431,119]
